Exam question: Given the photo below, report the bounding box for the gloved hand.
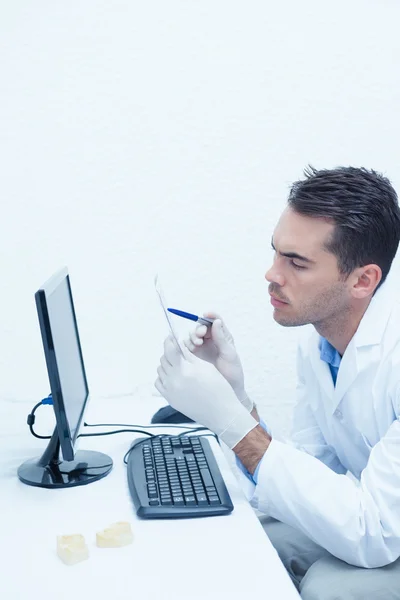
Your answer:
[155,336,258,449]
[184,312,254,412]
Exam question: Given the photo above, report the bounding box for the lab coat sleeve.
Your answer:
[252,418,400,568]
[241,337,400,567]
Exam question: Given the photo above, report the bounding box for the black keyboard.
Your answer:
[127,435,234,518]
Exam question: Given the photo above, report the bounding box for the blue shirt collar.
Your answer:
[319,336,341,368]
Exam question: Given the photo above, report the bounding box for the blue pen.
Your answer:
[167,308,214,327]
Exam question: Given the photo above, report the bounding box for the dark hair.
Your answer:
[288,166,400,289]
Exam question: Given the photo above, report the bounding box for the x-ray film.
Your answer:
[154,275,184,356]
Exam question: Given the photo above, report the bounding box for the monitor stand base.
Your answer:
[18,427,113,488]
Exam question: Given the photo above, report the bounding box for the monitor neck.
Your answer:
[37,427,61,467]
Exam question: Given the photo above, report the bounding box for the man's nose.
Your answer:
[265,264,285,287]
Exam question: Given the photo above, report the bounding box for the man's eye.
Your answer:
[291,260,306,270]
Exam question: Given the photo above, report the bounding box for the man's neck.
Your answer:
[314,299,371,356]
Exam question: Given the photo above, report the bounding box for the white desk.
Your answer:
[2,393,300,600]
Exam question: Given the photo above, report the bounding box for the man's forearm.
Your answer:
[232,424,271,474]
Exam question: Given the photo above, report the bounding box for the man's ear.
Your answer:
[351,264,382,299]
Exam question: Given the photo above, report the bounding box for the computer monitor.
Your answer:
[18,267,113,488]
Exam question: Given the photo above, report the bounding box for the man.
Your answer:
[155,166,400,600]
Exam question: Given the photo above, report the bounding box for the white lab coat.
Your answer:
[237,280,400,568]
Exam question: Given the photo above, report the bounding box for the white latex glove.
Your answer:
[184,312,254,413]
[155,336,258,449]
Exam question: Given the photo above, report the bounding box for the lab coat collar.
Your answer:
[352,281,395,348]
[310,281,395,414]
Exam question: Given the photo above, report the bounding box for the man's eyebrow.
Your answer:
[271,238,315,264]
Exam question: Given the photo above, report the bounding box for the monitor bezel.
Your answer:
[35,267,90,462]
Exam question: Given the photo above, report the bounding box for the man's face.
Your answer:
[265,208,352,327]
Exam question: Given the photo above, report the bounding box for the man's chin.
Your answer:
[272,310,305,328]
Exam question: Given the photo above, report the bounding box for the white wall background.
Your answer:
[1,0,400,435]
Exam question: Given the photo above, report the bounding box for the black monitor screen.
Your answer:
[35,269,89,459]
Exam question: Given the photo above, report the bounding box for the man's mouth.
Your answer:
[269,293,289,307]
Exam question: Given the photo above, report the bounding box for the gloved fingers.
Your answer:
[163,335,182,365]
[183,336,196,353]
[203,310,222,320]
[160,355,173,372]
[189,325,207,346]
[211,318,235,347]
[154,376,164,396]
[156,364,168,387]
[181,342,195,363]
[203,311,234,341]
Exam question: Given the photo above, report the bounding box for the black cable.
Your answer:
[27,402,220,462]
[177,426,207,436]
[78,429,154,439]
[27,402,52,440]
[83,421,201,431]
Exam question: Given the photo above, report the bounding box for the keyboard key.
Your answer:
[184,496,196,506]
[172,496,184,505]
[200,469,214,488]
[149,500,159,506]
[161,498,173,505]
[195,494,209,506]
[209,496,221,505]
